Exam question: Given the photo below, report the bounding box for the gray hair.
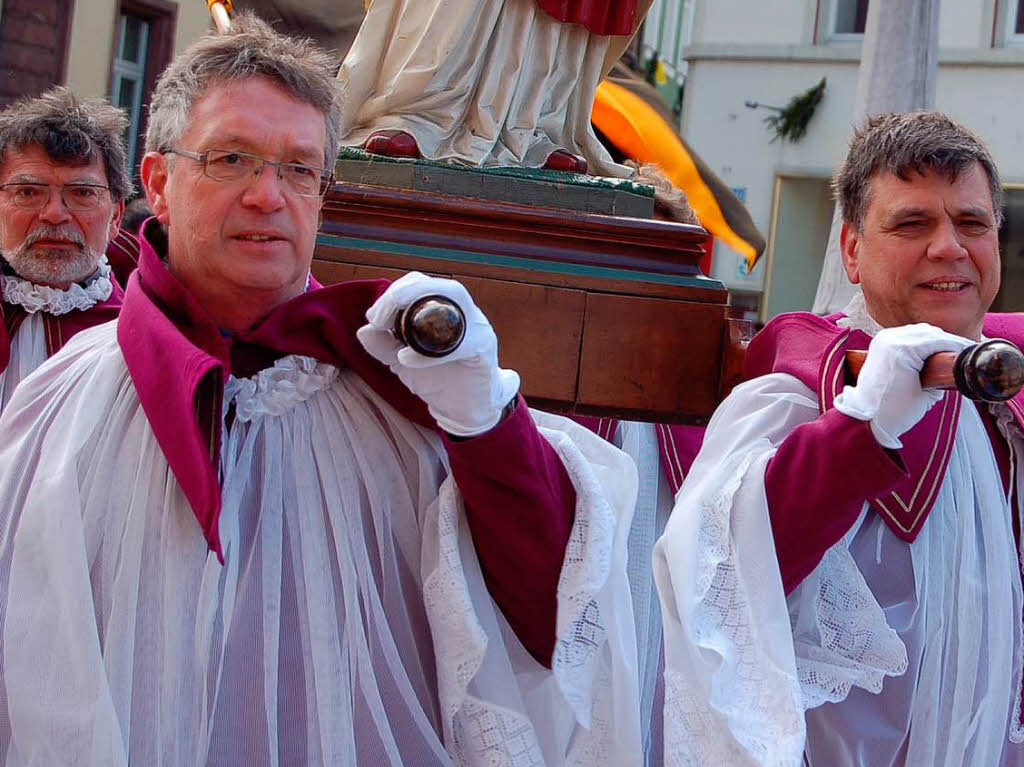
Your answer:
[146,11,342,167]
[833,111,1003,230]
[0,86,132,201]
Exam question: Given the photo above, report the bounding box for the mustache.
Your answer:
[21,225,86,252]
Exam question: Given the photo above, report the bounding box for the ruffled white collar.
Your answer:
[1,259,114,316]
[225,355,339,422]
[835,291,884,337]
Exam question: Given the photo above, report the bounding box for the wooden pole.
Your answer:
[845,339,1024,402]
[207,0,232,33]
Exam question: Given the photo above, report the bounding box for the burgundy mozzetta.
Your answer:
[0,276,123,374]
[748,310,1024,595]
[116,225,575,666]
[571,415,706,495]
[536,0,640,35]
[105,227,141,289]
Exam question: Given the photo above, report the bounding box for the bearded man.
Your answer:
[0,87,128,411]
[655,112,1024,766]
[0,15,643,766]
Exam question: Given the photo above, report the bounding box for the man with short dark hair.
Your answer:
[0,87,128,411]
[0,16,644,766]
[656,111,1024,765]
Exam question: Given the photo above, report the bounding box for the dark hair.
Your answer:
[0,86,132,201]
[146,11,342,166]
[121,197,154,234]
[834,111,1003,229]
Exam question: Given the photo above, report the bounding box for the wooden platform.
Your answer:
[314,179,750,424]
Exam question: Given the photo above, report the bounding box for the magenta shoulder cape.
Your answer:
[117,231,433,561]
[745,310,1024,542]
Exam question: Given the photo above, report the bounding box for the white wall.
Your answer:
[693,0,812,46]
[936,64,1024,182]
[939,0,991,48]
[64,0,118,97]
[683,0,1024,291]
[691,0,1001,48]
[174,1,212,57]
[682,56,859,288]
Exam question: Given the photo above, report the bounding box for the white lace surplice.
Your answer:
[0,264,114,412]
[0,322,642,766]
[655,299,1024,767]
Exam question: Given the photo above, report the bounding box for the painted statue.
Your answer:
[337,0,652,175]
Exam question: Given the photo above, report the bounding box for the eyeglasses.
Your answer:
[165,149,333,198]
[0,182,111,211]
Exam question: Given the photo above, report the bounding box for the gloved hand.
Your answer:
[357,272,520,437]
[833,323,973,449]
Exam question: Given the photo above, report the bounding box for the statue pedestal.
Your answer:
[315,160,748,423]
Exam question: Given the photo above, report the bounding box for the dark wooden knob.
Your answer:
[392,295,466,357]
[846,338,1024,402]
[953,339,1024,402]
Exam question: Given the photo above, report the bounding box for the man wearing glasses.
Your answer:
[0,13,644,766]
[0,87,128,412]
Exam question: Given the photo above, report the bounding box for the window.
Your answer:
[1005,0,1024,43]
[761,175,835,321]
[111,14,150,165]
[107,0,177,178]
[995,188,1024,312]
[640,0,695,100]
[832,0,869,37]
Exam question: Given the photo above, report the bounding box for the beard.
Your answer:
[3,225,103,288]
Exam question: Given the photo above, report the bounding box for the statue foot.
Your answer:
[542,149,588,174]
[363,130,421,159]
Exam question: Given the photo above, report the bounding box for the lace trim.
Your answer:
[423,419,621,765]
[1,260,113,315]
[835,291,883,336]
[224,355,338,421]
[791,517,908,709]
[547,427,616,729]
[668,447,806,765]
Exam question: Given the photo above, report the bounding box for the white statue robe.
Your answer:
[0,321,644,766]
[337,0,650,175]
[654,298,1024,766]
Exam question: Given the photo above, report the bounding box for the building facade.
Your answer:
[681,0,1024,320]
[0,0,211,178]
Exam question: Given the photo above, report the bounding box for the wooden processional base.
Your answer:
[313,152,751,425]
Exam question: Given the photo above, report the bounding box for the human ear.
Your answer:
[140,152,171,225]
[839,221,862,285]
[107,199,125,240]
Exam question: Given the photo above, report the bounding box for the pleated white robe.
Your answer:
[0,322,643,766]
[654,304,1024,766]
[0,316,45,413]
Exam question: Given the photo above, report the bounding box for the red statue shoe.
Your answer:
[542,149,588,174]
[363,129,421,159]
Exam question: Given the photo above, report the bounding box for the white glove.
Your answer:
[833,323,973,449]
[356,272,521,437]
